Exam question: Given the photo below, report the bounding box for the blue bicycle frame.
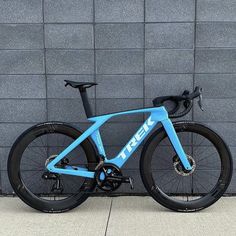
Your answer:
[46,106,192,178]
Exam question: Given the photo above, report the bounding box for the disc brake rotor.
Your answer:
[173,155,196,176]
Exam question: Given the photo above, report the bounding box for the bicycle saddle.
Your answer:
[64,80,97,89]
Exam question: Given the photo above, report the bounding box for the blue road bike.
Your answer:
[8,81,232,213]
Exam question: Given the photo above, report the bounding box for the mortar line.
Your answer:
[104,198,113,236]
[42,0,48,121]
[2,72,236,76]
[191,0,198,195]
[193,0,198,121]
[2,20,236,25]
[143,0,146,121]
[93,0,97,116]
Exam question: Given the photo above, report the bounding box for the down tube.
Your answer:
[107,115,158,168]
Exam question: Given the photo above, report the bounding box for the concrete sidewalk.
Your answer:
[0,197,236,236]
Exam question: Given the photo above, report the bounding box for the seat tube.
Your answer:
[161,119,192,170]
[79,89,93,118]
[91,129,106,157]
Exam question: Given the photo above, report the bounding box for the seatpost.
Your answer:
[78,87,93,118]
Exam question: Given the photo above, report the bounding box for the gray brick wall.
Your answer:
[0,0,235,194]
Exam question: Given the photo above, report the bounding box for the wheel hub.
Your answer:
[45,155,58,168]
[173,155,196,176]
[45,155,69,168]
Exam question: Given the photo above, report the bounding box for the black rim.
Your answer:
[141,123,232,210]
[8,123,97,211]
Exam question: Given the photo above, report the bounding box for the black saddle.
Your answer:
[64,80,97,90]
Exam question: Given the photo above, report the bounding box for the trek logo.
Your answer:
[118,117,155,159]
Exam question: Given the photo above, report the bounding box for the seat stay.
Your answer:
[46,118,107,178]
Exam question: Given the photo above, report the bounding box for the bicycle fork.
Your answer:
[161,119,192,171]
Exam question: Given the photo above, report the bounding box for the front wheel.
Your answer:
[140,122,232,212]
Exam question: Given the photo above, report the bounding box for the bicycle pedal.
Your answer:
[128,177,134,190]
[123,177,134,190]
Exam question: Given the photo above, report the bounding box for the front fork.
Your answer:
[161,119,192,171]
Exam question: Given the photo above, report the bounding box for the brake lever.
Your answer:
[198,93,204,111]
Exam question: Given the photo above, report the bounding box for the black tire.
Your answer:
[140,122,233,212]
[8,122,99,213]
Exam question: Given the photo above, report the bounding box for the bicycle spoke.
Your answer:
[196,151,218,163]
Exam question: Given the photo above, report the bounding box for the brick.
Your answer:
[196,23,236,48]
[0,50,44,74]
[96,99,144,122]
[145,49,194,73]
[195,74,236,98]
[48,99,95,122]
[0,0,42,23]
[204,122,236,147]
[227,171,236,193]
[0,24,43,49]
[145,74,193,98]
[0,75,46,99]
[44,0,93,23]
[146,0,195,22]
[95,23,144,49]
[146,23,194,49]
[45,24,94,49]
[194,99,236,122]
[1,171,13,194]
[0,100,46,122]
[197,0,236,21]
[95,0,144,22]
[0,148,10,170]
[96,50,143,74]
[96,75,143,98]
[195,49,236,73]
[46,50,94,74]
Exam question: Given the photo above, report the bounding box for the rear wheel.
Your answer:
[140,122,232,212]
[8,122,98,213]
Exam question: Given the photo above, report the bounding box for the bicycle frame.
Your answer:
[46,106,192,178]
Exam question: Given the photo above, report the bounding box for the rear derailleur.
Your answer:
[41,156,69,194]
[42,172,64,194]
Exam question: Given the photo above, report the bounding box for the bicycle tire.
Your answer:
[8,122,99,213]
[140,121,233,212]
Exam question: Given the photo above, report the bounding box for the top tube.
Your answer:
[88,106,168,122]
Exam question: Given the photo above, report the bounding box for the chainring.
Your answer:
[95,163,122,192]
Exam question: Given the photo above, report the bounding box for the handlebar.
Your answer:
[152,87,203,118]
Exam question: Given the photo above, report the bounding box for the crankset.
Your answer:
[95,163,134,192]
